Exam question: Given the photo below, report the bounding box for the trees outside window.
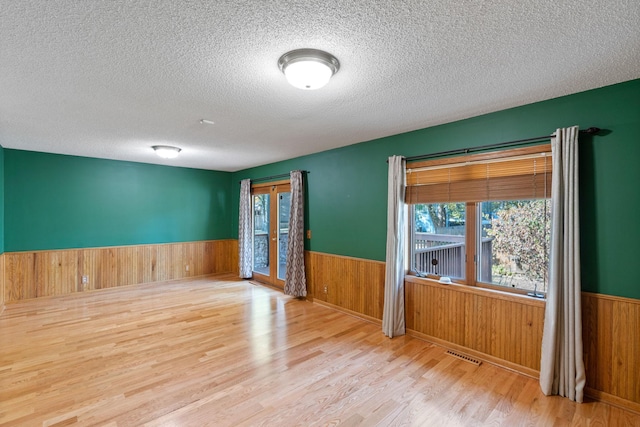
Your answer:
[481,199,550,293]
[411,198,550,294]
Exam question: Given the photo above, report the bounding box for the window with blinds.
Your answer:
[406,144,552,296]
[405,144,552,204]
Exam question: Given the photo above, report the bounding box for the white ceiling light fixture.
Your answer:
[152,145,181,159]
[278,48,340,90]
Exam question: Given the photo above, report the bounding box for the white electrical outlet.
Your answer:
[81,275,88,284]
[185,265,189,271]
[323,285,328,293]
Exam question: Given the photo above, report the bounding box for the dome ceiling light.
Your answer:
[152,145,181,159]
[278,48,340,90]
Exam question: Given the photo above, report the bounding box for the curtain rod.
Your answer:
[397,127,600,163]
[239,170,309,184]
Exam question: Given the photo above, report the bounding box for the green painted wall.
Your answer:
[5,150,233,251]
[0,144,4,254]
[232,79,640,299]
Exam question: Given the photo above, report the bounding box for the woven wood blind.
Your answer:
[405,145,552,204]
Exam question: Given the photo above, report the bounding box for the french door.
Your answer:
[252,182,291,288]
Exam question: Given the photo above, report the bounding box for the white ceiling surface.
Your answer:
[1,1,639,172]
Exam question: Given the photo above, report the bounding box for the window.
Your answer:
[478,199,550,293]
[412,203,466,280]
[407,145,552,295]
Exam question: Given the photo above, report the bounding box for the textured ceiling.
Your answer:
[1,1,639,172]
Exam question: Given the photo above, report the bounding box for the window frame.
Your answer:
[405,144,552,297]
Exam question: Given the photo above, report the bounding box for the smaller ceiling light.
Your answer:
[199,119,215,125]
[278,48,340,90]
[152,145,181,159]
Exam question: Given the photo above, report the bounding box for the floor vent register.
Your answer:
[445,349,482,366]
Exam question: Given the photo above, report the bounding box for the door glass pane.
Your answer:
[253,193,270,276]
[277,192,291,280]
[412,202,466,279]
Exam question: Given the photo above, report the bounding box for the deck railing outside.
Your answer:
[414,232,492,282]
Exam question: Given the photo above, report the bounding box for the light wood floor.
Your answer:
[1,275,638,426]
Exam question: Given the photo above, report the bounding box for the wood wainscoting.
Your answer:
[305,251,385,322]
[3,240,238,303]
[2,245,639,412]
[582,292,640,413]
[304,251,640,412]
[404,276,545,377]
[0,253,4,313]
[304,251,543,377]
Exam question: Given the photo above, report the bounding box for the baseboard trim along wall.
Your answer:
[305,251,386,320]
[305,250,640,413]
[404,275,545,374]
[2,240,238,303]
[405,328,541,379]
[312,299,383,326]
[1,245,637,413]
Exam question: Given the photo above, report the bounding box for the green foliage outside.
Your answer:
[486,199,551,292]
[414,200,551,292]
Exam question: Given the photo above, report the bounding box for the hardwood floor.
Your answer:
[1,276,638,426]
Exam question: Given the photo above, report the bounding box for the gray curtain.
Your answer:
[539,126,586,402]
[238,179,253,279]
[382,155,406,337]
[284,170,307,297]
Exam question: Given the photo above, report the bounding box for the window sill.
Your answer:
[404,274,546,307]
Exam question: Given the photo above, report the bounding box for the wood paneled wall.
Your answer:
[2,246,638,411]
[404,276,545,376]
[3,240,238,303]
[0,253,5,313]
[305,252,544,376]
[582,292,640,412]
[304,251,640,412]
[305,251,385,321]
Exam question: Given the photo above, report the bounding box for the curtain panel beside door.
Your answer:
[284,170,307,297]
[238,179,252,279]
